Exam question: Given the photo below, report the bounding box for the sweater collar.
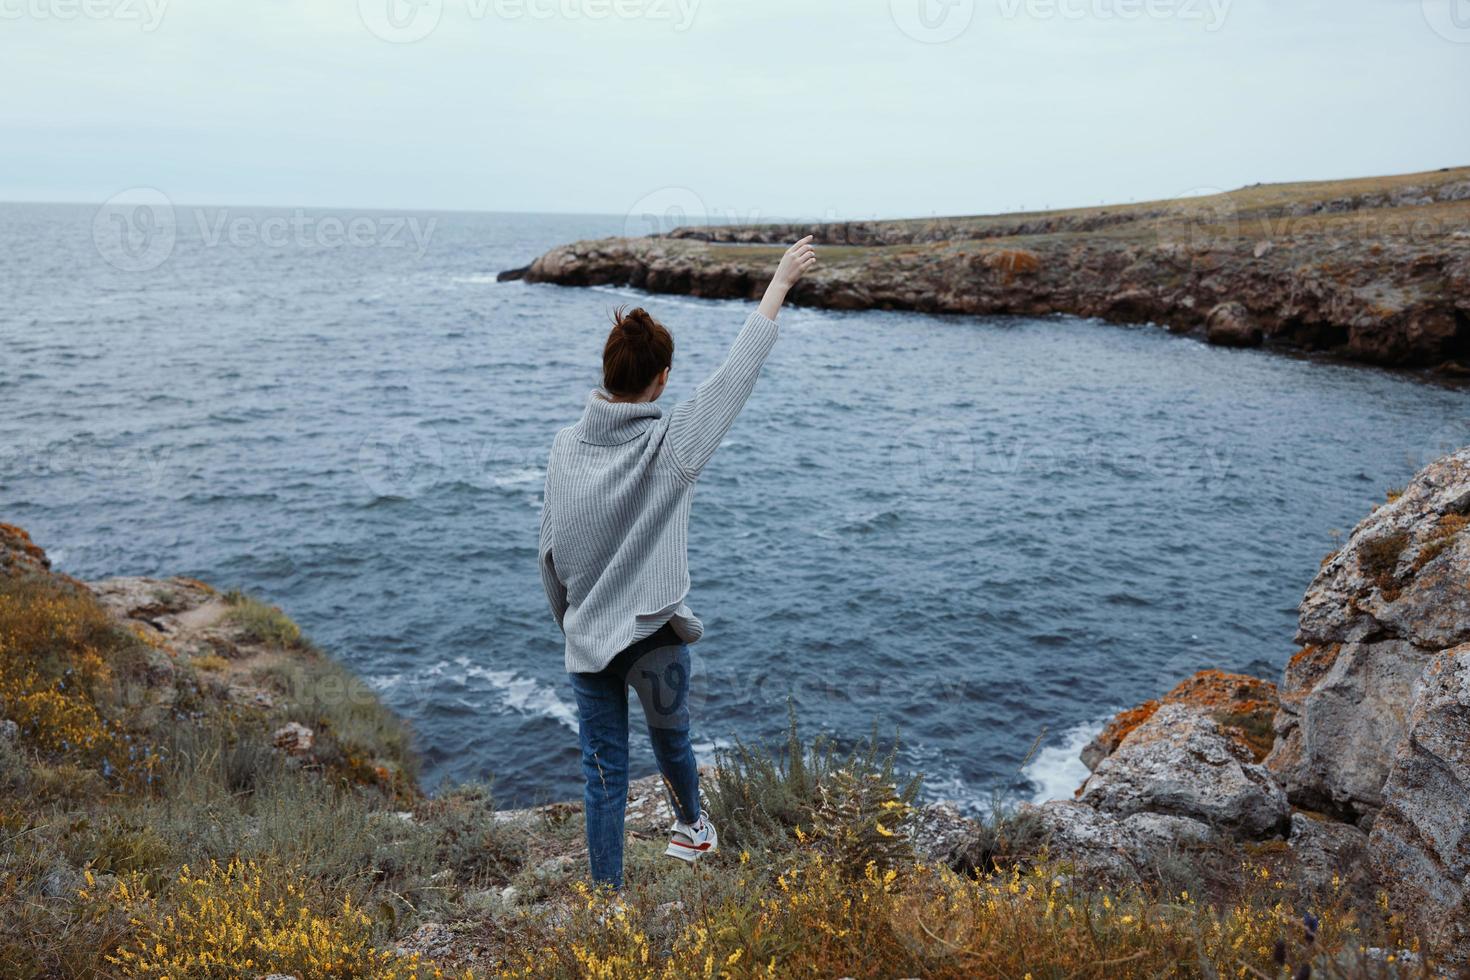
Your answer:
[577,388,663,445]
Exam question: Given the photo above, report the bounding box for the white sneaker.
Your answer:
[665,811,718,862]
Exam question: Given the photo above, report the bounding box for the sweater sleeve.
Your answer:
[538,495,568,631]
[666,311,780,479]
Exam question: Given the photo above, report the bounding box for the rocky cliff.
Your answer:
[4,449,1468,974]
[503,167,1470,371]
[961,448,1470,967]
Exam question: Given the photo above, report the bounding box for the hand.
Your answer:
[772,235,818,290]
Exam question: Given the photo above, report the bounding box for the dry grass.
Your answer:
[496,840,1427,979]
[224,590,303,648]
[683,166,1470,268]
[0,573,459,977]
[0,571,1446,977]
[1411,512,1468,573]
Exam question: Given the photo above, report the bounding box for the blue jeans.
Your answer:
[568,622,701,890]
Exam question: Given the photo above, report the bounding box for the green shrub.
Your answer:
[1358,530,1410,596]
[705,705,921,859]
[415,783,529,887]
[0,736,29,794]
[256,652,416,790]
[223,591,302,648]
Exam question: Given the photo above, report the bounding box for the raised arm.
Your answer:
[758,235,818,320]
[667,237,818,478]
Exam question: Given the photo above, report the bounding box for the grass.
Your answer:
[502,856,1427,980]
[0,567,1448,976]
[101,858,453,979]
[224,590,303,648]
[0,571,470,977]
[1411,512,1467,573]
[190,653,229,672]
[1357,530,1410,596]
[255,648,417,792]
[704,705,921,862]
[683,166,1470,258]
[495,716,1429,979]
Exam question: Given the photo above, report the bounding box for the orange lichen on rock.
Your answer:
[1160,670,1279,762]
[1411,512,1467,573]
[982,248,1042,283]
[1088,700,1163,765]
[1163,669,1276,711]
[1281,643,1342,702]
[0,522,51,577]
[1086,669,1281,769]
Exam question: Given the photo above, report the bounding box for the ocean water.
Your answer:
[2,201,1466,813]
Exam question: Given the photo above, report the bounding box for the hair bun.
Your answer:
[617,307,654,335]
[603,305,674,398]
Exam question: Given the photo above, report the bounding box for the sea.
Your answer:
[3,200,1466,813]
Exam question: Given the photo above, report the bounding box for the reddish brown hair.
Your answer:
[602,306,673,397]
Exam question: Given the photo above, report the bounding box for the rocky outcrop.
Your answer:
[1078,704,1289,839]
[1204,301,1261,348]
[1081,669,1278,771]
[1267,448,1470,822]
[1011,801,1217,884]
[506,167,1470,370]
[1286,812,1374,905]
[973,672,1284,885]
[1369,645,1470,967]
[0,524,51,579]
[1265,640,1427,822]
[985,446,1470,968]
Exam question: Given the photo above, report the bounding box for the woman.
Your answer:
[539,236,818,891]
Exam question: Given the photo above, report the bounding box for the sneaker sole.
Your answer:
[664,830,718,862]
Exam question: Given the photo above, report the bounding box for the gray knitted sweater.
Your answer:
[539,311,780,673]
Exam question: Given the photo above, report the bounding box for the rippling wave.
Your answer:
[3,203,1466,812]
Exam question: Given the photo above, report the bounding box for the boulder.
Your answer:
[1296,449,1470,650]
[910,802,989,870]
[272,722,314,757]
[1369,644,1470,967]
[1079,703,1289,839]
[1286,812,1374,904]
[1205,301,1262,347]
[1269,447,1470,820]
[1083,670,1277,771]
[1266,640,1428,821]
[1016,800,1217,885]
[0,523,51,578]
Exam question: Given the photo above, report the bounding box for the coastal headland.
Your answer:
[503,167,1470,373]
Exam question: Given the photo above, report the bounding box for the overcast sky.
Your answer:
[2,0,1467,219]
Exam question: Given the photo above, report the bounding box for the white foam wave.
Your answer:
[1021,717,1108,803]
[491,466,545,488]
[369,660,577,734]
[458,658,579,732]
[586,284,720,311]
